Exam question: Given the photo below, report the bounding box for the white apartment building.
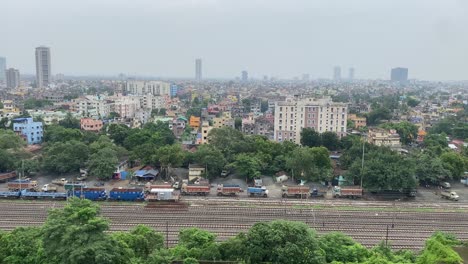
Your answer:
[139,93,167,110]
[125,80,171,96]
[72,95,111,118]
[111,94,141,118]
[274,96,348,144]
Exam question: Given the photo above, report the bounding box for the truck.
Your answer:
[8,179,38,191]
[333,186,363,199]
[247,187,268,197]
[41,184,57,192]
[441,191,459,201]
[52,178,68,186]
[109,188,145,201]
[0,172,17,182]
[310,188,326,198]
[181,183,211,196]
[460,178,468,186]
[217,184,243,196]
[282,185,310,198]
[73,188,107,201]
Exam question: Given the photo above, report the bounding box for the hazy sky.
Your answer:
[2,0,468,80]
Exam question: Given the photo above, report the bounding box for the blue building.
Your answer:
[13,118,43,144]
[170,84,178,97]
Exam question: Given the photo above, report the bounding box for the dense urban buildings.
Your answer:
[333,66,341,80]
[391,67,408,82]
[5,68,20,88]
[274,96,348,144]
[125,80,171,96]
[195,58,202,81]
[0,57,6,82]
[35,46,52,88]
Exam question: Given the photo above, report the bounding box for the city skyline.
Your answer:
[2,0,468,80]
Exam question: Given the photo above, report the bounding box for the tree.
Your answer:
[58,112,80,129]
[42,141,90,174]
[301,128,322,147]
[367,107,391,125]
[186,107,202,118]
[321,131,340,150]
[112,225,164,260]
[232,153,262,180]
[179,228,216,249]
[347,147,417,191]
[0,149,17,172]
[44,125,83,143]
[243,220,325,264]
[0,130,25,149]
[234,117,242,130]
[286,147,332,181]
[86,148,119,180]
[107,124,131,146]
[150,144,185,178]
[381,121,418,145]
[158,108,167,116]
[0,227,45,264]
[319,232,369,263]
[417,232,462,264]
[406,97,420,107]
[242,98,251,112]
[192,145,227,179]
[108,112,121,119]
[424,133,448,154]
[23,98,53,109]
[440,152,466,179]
[207,127,247,161]
[41,198,132,264]
[414,153,451,184]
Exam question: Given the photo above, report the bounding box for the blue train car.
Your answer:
[73,188,107,201]
[21,191,68,200]
[109,188,144,201]
[0,191,21,199]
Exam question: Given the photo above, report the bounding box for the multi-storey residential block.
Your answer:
[111,94,141,118]
[200,121,212,144]
[72,95,111,118]
[367,128,401,148]
[80,118,103,132]
[13,117,43,144]
[6,68,20,88]
[35,46,51,88]
[212,112,234,129]
[274,96,347,144]
[125,80,171,96]
[348,114,367,129]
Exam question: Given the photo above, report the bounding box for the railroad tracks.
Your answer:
[1,200,468,250]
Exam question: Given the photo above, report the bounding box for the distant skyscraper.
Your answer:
[6,68,20,88]
[35,46,51,87]
[0,57,6,82]
[391,67,408,82]
[195,58,202,81]
[241,70,248,82]
[333,66,341,80]
[349,68,355,80]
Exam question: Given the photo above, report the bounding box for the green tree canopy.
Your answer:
[321,131,340,150]
[42,140,89,174]
[286,146,332,181]
[58,112,81,129]
[301,128,321,147]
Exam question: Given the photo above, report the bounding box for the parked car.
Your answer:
[440,182,451,189]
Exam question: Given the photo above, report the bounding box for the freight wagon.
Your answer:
[0,172,17,182]
[109,188,145,201]
[247,187,268,197]
[73,188,107,201]
[281,185,310,198]
[21,190,68,200]
[0,191,21,199]
[8,179,38,191]
[217,184,243,196]
[181,184,210,196]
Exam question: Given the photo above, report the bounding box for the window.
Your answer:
[331,108,334,112]
[331,114,334,119]
[330,121,333,125]
[279,113,282,118]
[290,120,293,124]
[342,108,345,112]
[290,114,293,118]
[341,127,345,132]
[289,132,293,137]
[280,107,282,111]
[290,126,293,130]
[341,121,344,125]
[342,114,345,119]
[308,114,311,118]
[291,107,293,111]
[279,126,282,130]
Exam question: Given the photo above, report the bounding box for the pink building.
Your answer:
[80,118,103,132]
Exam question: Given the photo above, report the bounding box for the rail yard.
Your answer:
[2,198,468,251]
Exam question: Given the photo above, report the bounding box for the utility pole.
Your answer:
[360,136,365,188]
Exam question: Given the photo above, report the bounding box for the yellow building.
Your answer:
[348,114,366,129]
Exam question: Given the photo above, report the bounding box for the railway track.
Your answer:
[1,200,468,250]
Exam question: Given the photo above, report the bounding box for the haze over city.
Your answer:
[2,0,468,80]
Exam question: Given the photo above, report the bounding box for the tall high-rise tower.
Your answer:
[241,70,248,82]
[391,67,408,82]
[6,68,20,88]
[35,46,51,87]
[349,68,355,80]
[195,58,202,81]
[0,57,6,82]
[333,66,341,80]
